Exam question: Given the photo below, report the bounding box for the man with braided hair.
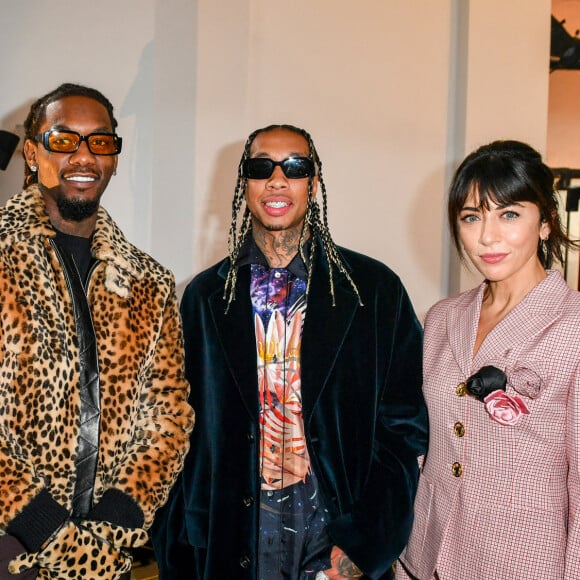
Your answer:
[0,83,194,579]
[153,125,427,580]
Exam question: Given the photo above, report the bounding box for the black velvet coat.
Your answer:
[153,242,428,580]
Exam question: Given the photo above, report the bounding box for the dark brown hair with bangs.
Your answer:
[448,140,577,268]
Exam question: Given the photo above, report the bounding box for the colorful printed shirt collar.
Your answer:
[236,234,310,280]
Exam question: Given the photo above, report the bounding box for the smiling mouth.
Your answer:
[65,175,97,183]
[480,253,508,264]
[265,201,289,208]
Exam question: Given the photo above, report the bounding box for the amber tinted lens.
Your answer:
[44,131,120,155]
[47,131,80,152]
[86,134,119,155]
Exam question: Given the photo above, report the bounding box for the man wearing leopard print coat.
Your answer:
[0,84,193,580]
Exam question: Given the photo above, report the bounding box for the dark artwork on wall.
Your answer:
[550,14,580,289]
[0,130,19,171]
[552,168,580,290]
[551,15,580,71]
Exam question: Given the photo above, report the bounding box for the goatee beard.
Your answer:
[57,197,100,222]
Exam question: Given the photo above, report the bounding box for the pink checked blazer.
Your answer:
[397,270,580,580]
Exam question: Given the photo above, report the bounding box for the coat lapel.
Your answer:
[446,286,482,377]
[208,247,361,421]
[301,249,359,422]
[209,264,259,418]
[447,272,568,375]
[473,273,566,368]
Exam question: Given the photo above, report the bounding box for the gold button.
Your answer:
[452,462,463,477]
[454,422,465,437]
[456,382,467,397]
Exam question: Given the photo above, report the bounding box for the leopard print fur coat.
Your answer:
[0,186,193,538]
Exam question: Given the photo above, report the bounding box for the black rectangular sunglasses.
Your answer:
[242,156,314,179]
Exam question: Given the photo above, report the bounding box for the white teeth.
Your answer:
[66,176,96,182]
[266,201,288,208]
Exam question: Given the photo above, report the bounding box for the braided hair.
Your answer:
[22,83,118,189]
[223,124,362,312]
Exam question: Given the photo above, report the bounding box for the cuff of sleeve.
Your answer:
[87,489,145,528]
[327,511,409,580]
[5,489,69,552]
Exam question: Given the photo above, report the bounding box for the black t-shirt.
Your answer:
[54,230,95,286]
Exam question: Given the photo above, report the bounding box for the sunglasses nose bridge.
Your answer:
[267,162,290,183]
[70,135,96,157]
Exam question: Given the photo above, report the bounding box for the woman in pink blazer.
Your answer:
[397,140,580,579]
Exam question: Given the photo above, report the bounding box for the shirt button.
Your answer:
[454,422,465,437]
[267,490,274,498]
[274,271,281,278]
[456,382,467,397]
[246,432,255,443]
[452,462,463,477]
[242,496,254,507]
[239,555,251,569]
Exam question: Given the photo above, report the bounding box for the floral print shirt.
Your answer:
[250,263,310,490]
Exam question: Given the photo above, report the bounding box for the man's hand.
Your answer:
[324,545,364,579]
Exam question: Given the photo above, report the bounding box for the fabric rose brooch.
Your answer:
[465,365,529,426]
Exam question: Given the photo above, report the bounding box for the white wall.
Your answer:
[0,0,552,317]
[192,0,455,316]
[0,0,155,247]
[457,0,552,291]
